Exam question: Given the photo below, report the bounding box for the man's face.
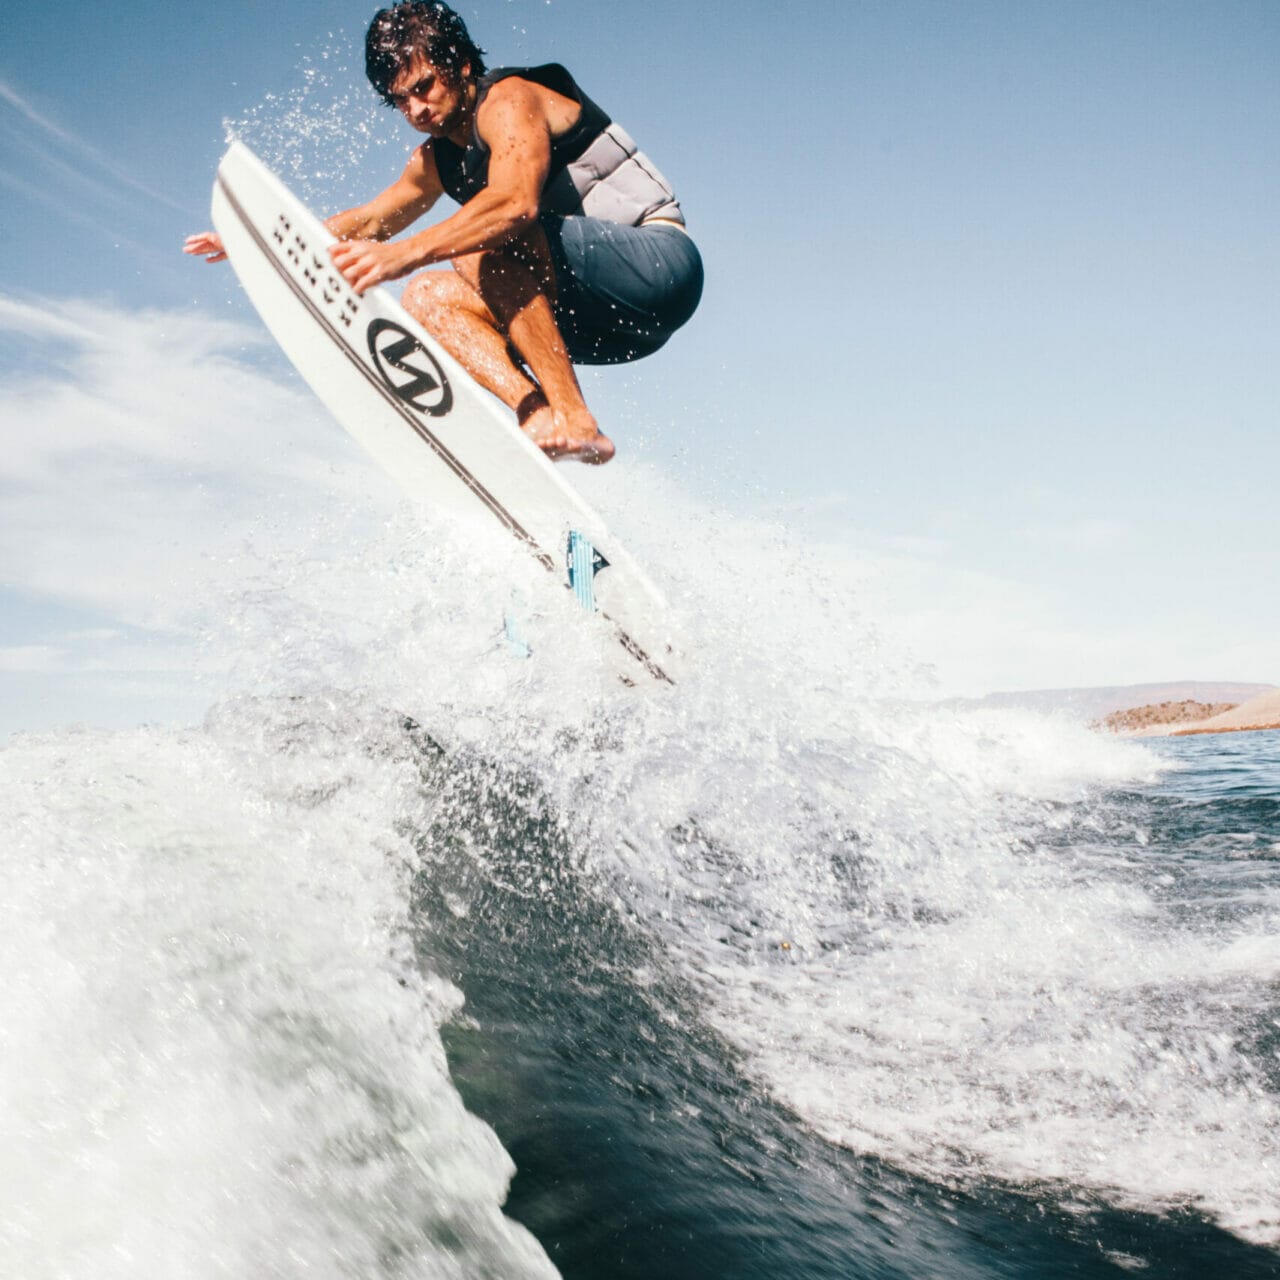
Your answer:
[387,54,471,137]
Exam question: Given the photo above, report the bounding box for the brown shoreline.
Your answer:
[1172,722,1280,737]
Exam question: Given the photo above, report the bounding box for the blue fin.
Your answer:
[567,530,609,612]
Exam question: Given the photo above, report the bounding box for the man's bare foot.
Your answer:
[535,430,616,464]
[520,402,615,464]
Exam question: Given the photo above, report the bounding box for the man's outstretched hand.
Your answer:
[183,232,227,263]
[183,230,423,290]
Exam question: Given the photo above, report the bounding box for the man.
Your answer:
[186,0,703,464]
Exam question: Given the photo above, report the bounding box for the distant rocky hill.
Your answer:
[1164,689,1280,737]
[951,681,1276,723]
[1097,700,1238,734]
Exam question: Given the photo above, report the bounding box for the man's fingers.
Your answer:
[331,244,383,295]
[330,245,363,290]
[343,263,372,294]
[351,262,381,295]
[329,241,364,268]
[184,233,227,263]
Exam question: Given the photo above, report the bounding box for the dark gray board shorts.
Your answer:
[542,215,704,365]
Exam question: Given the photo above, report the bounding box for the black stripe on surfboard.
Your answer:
[214,171,674,685]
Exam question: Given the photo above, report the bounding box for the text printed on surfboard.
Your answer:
[272,214,361,329]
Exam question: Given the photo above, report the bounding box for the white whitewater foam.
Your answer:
[0,706,557,1279]
[545,521,1280,1245]
[336,469,1279,1250]
[7,463,1280,1255]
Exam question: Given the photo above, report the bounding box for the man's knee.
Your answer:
[403,270,487,324]
[402,271,449,317]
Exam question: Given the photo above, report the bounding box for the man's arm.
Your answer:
[182,145,444,264]
[331,79,552,294]
[325,143,445,240]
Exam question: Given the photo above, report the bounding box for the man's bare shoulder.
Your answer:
[477,75,575,139]
[397,140,445,193]
[480,75,546,108]
[407,139,442,176]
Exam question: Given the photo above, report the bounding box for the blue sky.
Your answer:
[2,0,1278,732]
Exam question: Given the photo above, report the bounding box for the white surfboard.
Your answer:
[210,141,677,684]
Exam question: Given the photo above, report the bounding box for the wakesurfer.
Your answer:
[185,0,703,464]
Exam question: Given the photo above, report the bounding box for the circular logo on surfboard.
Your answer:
[366,318,453,417]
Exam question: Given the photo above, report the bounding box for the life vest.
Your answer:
[431,64,685,227]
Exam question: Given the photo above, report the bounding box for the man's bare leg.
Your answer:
[401,270,546,427]
[403,248,613,463]
[458,229,614,464]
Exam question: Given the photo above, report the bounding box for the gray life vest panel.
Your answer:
[431,64,685,227]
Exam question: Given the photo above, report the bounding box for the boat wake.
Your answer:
[4,473,1279,1276]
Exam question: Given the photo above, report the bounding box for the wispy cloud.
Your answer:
[0,290,420,733]
[0,75,192,215]
[1022,516,1131,552]
[0,645,65,674]
[847,545,1280,695]
[0,292,393,625]
[0,78,79,148]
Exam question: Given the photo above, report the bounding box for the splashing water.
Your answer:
[224,35,399,208]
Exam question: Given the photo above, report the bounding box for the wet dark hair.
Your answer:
[366,2,487,104]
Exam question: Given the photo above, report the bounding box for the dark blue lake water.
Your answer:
[424,726,1280,1280]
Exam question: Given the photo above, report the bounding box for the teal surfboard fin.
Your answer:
[567,529,609,612]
